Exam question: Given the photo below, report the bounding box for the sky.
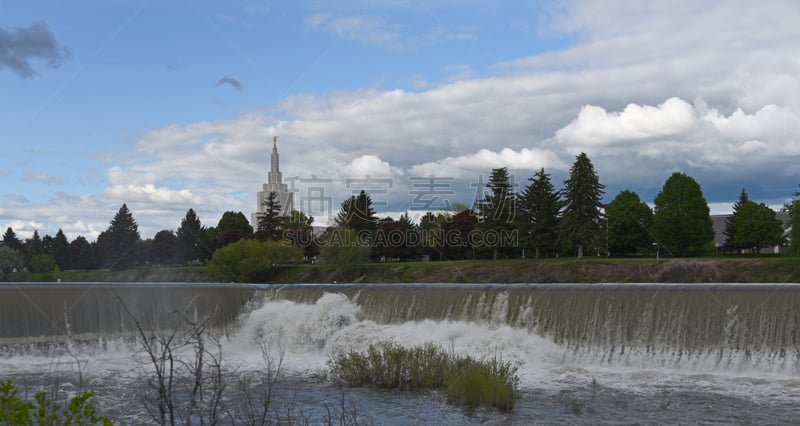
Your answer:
[2,0,800,241]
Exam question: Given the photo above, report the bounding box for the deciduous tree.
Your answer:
[733,201,784,253]
[606,190,653,256]
[652,173,714,257]
[0,246,22,281]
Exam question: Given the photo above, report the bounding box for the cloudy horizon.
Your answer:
[2,1,799,241]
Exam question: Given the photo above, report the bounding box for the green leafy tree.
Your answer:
[0,379,111,425]
[319,227,371,277]
[723,188,749,252]
[518,168,562,258]
[732,201,785,253]
[335,190,378,235]
[30,253,59,274]
[476,167,519,259]
[148,230,177,265]
[52,229,71,270]
[206,239,302,282]
[606,190,653,256]
[257,192,284,241]
[418,211,442,260]
[100,204,141,270]
[559,152,605,258]
[282,210,318,259]
[0,246,22,281]
[440,209,478,260]
[652,172,714,257]
[208,211,254,250]
[175,208,208,263]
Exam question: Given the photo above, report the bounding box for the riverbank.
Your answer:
[12,257,800,283]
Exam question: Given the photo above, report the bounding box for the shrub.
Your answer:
[329,342,519,412]
[0,379,112,425]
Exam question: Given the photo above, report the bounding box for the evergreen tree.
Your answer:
[605,190,653,256]
[723,188,749,252]
[176,208,208,263]
[732,201,784,253]
[652,173,714,257]
[518,168,562,258]
[70,236,96,270]
[24,230,43,268]
[790,185,800,256]
[2,227,22,251]
[257,192,284,241]
[52,229,71,270]
[101,204,141,270]
[335,190,377,234]
[476,167,519,259]
[559,153,605,258]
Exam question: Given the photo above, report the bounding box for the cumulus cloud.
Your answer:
[0,21,69,78]
[5,0,800,239]
[104,184,205,205]
[554,98,696,146]
[217,76,244,91]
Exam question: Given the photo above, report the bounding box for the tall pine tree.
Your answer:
[518,168,562,259]
[559,153,605,258]
[257,191,284,241]
[176,208,207,263]
[52,229,71,270]
[476,167,518,259]
[335,190,377,234]
[723,188,749,252]
[102,204,141,270]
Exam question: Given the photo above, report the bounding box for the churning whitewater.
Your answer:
[2,283,800,423]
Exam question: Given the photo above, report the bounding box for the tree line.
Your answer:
[314,152,797,262]
[1,151,799,280]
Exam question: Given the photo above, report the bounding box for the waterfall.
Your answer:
[3,283,800,369]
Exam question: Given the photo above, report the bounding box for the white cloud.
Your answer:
[5,0,800,240]
[554,97,696,146]
[104,184,204,205]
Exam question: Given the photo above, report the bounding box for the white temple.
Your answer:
[252,136,294,227]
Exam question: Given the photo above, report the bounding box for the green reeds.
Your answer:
[328,342,519,412]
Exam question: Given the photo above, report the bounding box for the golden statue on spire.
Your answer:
[273,135,278,147]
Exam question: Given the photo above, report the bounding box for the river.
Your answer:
[2,283,799,424]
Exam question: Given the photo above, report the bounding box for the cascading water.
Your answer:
[2,282,800,424]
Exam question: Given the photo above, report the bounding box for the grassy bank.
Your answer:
[10,257,800,284]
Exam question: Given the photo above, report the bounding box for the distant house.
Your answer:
[711,212,791,254]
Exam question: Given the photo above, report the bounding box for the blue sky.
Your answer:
[2,0,800,240]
